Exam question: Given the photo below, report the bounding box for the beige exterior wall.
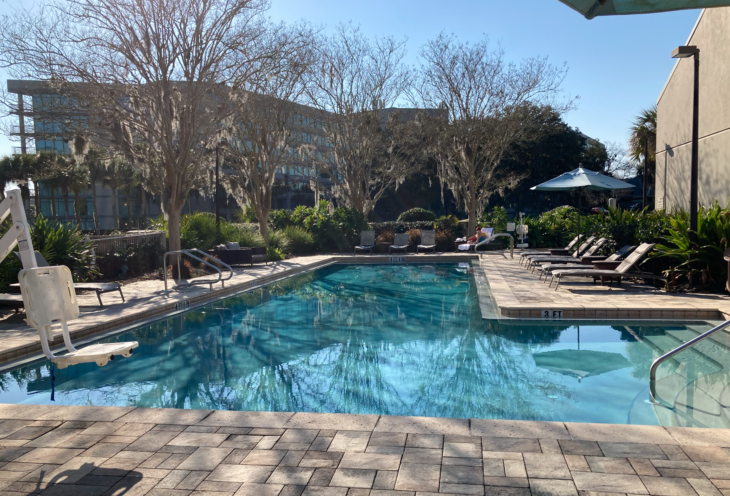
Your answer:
[656,7,730,211]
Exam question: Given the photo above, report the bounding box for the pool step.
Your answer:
[653,326,730,428]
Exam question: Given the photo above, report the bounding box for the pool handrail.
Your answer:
[649,318,730,399]
[485,233,514,259]
[164,248,233,292]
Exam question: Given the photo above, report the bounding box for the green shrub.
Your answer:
[266,229,290,253]
[237,227,265,248]
[655,201,730,291]
[0,215,96,290]
[479,206,509,232]
[283,226,315,255]
[434,215,460,232]
[269,210,292,230]
[289,200,368,252]
[266,246,285,261]
[369,221,435,236]
[236,206,259,223]
[397,208,436,222]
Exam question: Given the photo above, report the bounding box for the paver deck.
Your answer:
[0,404,729,495]
[481,252,730,321]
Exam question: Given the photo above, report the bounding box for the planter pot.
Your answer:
[377,243,392,254]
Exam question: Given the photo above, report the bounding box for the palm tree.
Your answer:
[628,105,657,187]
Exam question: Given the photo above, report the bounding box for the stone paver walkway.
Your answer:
[481,252,730,321]
[1,404,730,495]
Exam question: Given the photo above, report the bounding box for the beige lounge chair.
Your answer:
[528,237,607,272]
[551,243,664,290]
[519,234,583,265]
[539,244,636,282]
[525,236,596,271]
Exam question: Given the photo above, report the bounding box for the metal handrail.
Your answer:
[164,248,233,292]
[477,233,514,259]
[649,318,730,399]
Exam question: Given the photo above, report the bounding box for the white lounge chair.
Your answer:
[458,228,494,252]
[519,235,583,265]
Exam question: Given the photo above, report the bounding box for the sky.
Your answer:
[0,0,702,154]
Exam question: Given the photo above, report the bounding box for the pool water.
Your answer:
[0,264,720,425]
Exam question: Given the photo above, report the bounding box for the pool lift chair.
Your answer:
[0,190,138,369]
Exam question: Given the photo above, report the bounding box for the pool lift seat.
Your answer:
[0,189,138,369]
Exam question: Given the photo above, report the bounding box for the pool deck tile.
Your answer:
[0,405,727,495]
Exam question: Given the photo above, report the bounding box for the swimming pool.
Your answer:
[0,263,724,427]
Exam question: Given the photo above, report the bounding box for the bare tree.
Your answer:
[410,34,573,234]
[0,0,270,252]
[223,24,315,241]
[304,24,416,215]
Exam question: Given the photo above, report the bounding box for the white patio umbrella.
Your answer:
[557,0,730,19]
[530,167,635,239]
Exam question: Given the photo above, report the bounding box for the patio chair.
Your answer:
[12,251,125,307]
[0,294,25,313]
[458,228,495,252]
[389,233,410,254]
[524,236,596,271]
[354,231,376,254]
[528,237,607,273]
[539,244,636,281]
[551,243,664,290]
[417,230,436,254]
[519,234,583,265]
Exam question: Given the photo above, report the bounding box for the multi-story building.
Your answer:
[655,7,730,211]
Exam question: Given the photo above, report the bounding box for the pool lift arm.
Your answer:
[0,190,137,369]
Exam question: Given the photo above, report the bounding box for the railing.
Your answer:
[164,248,233,292]
[90,231,166,279]
[479,233,514,259]
[12,147,36,155]
[90,231,166,254]
[649,318,730,399]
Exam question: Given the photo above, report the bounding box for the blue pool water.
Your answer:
[0,264,718,425]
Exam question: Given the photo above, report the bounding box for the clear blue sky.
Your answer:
[0,0,701,154]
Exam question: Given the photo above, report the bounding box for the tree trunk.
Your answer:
[50,188,57,218]
[74,190,82,228]
[258,207,270,243]
[111,187,119,230]
[140,187,148,229]
[125,187,133,229]
[33,180,41,220]
[468,203,476,240]
[91,182,100,234]
[168,207,182,253]
[62,186,71,224]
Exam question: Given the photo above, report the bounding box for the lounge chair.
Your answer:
[0,294,25,313]
[458,228,495,252]
[417,230,436,254]
[12,251,125,307]
[354,231,376,254]
[389,233,409,254]
[251,247,268,265]
[528,237,607,273]
[519,235,583,265]
[208,244,253,266]
[551,243,665,290]
[539,244,636,281]
[525,236,596,271]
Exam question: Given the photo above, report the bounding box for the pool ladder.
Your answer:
[164,248,233,292]
[649,318,730,400]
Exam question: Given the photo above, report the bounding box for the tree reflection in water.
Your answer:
[0,264,694,424]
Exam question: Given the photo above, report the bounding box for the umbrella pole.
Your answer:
[577,189,581,241]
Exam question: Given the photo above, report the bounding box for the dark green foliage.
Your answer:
[397,208,436,222]
[368,221,436,236]
[288,201,369,252]
[523,206,578,249]
[269,209,292,230]
[97,242,166,279]
[0,215,96,290]
[655,202,730,291]
[479,206,509,232]
[283,226,316,255]
[266,246,285,261]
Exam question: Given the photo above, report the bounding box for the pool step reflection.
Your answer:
[651,326,730,429]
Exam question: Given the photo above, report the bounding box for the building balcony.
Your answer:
[12,147,36,155]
